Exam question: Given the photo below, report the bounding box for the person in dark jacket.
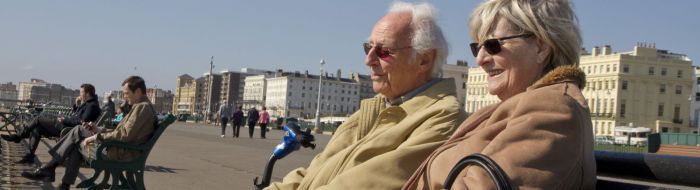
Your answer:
[231,106,244,138]
[102,95,116,122]
[1,83,102,164]
[246,107,259,138]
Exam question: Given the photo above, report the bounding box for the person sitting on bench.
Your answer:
[20,76,156,190]
[1,83,101,164]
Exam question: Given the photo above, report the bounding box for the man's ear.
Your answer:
[419,49,436,74]
[535,39,551,65]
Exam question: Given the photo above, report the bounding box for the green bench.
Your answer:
[77,114,176,190]
[0,110,19,133]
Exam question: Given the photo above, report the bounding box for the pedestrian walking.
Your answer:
[231,106,244,138]
[218,101,232,138]
[258,106,270,139]
[246,107,259,138]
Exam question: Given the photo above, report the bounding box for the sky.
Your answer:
[1,0,698,93]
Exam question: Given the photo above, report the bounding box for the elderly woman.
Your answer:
[402,0,595,189]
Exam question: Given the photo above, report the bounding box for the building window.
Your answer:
[613,65,617,72]
[678,70,683,78]
[623,64,629,73]
[674,104,681,121]
[659,84,666,94]
[288,92,292,96]
[605,81,609,90]
[621,80,628,90]
[676,85,682,95]
[658,104,664,117]
[649,67,655,75]
[661,68,667,76]
[603,99,608,113]
[609,99,615,113]
[620,100,626,118]
[697,77,700,85]
[696,92,700,101]
[606,65,610,72]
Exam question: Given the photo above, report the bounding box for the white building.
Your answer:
[348,72,375,100]
[18,79,78,106]
[242,75,269,110]
[465,66,499,115]
[263,70,360,119]
[442,60,469,111]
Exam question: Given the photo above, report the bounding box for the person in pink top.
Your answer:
[258,106,270,139]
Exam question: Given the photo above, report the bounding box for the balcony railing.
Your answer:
[673,119,683,124]
[590,112,614,118]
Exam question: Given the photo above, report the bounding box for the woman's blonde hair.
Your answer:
[469,0,581,72]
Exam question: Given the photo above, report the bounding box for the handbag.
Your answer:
[442,153,512,190]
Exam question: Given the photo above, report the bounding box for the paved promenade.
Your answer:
[1,122,330,189]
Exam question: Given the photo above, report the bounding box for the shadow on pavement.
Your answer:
[145,165,184,173]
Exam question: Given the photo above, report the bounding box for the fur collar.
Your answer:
[528,65,586,90]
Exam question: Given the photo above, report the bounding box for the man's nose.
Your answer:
[365,48,379,67]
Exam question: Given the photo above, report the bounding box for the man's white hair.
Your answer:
[388,1,449,78]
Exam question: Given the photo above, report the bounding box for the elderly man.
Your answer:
[265,2,465,190]
[1,83,102,164]
[20,76,156,190]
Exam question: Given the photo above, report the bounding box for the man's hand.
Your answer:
[75,96,82,105]
[81,135,97,148]
[82,121,96,131]
[57,117,64,123]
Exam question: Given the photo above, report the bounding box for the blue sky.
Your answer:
[1,0,698,92]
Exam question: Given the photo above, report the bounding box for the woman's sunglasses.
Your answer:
[363,43,412,59]
[469,33,534,57]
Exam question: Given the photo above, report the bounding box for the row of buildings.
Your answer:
[171,62,470,120]
[466,43,697,135]
[0,79,79,108]
[0,78,175,114]
[102,88,175,114]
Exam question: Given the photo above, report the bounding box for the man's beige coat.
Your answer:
[266,79,466,190]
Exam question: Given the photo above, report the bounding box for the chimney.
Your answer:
[337,69,342,81]
[602,45,611,55]
[276,69,283,77]
[591,46,599,56]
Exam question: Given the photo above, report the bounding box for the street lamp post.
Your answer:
[314,59,325,134]
[205,56,214,124]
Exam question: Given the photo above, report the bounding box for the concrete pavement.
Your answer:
[1,122,330,189]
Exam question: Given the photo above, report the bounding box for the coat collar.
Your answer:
[354,79,457,141]
[527,65,586,91]
[398,78,456,116]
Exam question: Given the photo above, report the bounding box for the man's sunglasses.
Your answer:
[469,33,534,57]
[363,43,412,59]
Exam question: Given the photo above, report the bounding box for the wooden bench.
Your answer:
[656,144,700,157]
[76,114,176,190]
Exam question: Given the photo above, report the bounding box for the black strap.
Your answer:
[442,153,512,190]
